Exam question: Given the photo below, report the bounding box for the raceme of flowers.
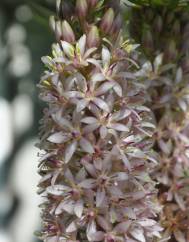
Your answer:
[37,1,161,242]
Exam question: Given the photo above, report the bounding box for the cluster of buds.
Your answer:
[37,0,161,242]
[132,6,189,242]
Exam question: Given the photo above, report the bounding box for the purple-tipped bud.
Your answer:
[154,15,163,33]
[62,20,75,43]
[100,8,115,34]
[76,0,88,18]
[87,26,100,48]
[49,16,56,32]
[142,29,154,50]
[88,0,98,8]
[55,20,62,41]
[110,14,122,36]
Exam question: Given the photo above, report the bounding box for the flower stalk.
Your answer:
[37,1,161,241]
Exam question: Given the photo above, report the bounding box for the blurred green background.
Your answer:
[0,1,55,242]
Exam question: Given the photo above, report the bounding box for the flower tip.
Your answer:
[87,26,100,48]
[62,20,75,43]
[100,8,115,34]
[76,0,88,18]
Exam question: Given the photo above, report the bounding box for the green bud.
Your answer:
[100,8,115,34]
[76,0,88,18]
[87,26,100,48]
[49,16,56,32]
[62,21,75,43]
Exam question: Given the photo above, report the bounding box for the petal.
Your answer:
[46,185,70,196]
[96,189,105,207]
[95,82,114,96]
[97,215,111,231]
[87,220,97,241]
[47,132,69,144]
[173,229,186,242]
[91,73,106,83]
[102,46,111,68]
[109,123,129,132]
[84,47,97,59]
[79,137,94,153]
[76,99,89,112]
[113,83,122,97]
[74,199,84,218]
[130,228,146,242]
[100,125,108,139]
[77,34,86,56]
[93,97,110,112]
[79,179,96,189]
[89,232,104,241]
[66,221,77,233]
[61,41,75,58]
[81,117,98,124]
[114,221,131,233]
[65,141,78,163]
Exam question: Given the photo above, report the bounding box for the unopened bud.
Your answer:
[100,8,115,34]
[56,0,61,15]
[181,57,189,73]
[165,40,177,61]
[154,15,163,33]
[62,21,75,43]
[55,20,62,41]
[88,0,98,8]
[76,0,88,18]
[57,0,74,20]
[173,20,180,35]
[49,16,56,32]
[142,28,154,50]
[87,26,100,48]
[110,14,122,36]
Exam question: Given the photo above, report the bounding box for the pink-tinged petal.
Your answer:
[130,228,146,242]
[100,125,108,139]
[52,115,73,130]
[74,199,84,218]
[112,109,131,121]
[76,167,87,182]
[81,159,97,177]
[83,47,97,59]
[87,58,101,69]
[95,82,114,96]
[45,236,60,242]
[114,221,131,233]
[51,171,61,186]
[174,193,186,211]
[76,99,89,112]
[120,150,131,170]
[138,219,156,227]
[123,135,135,143]
[114,172,129,181]
[47,132,70,144]
[79,179,96,189]
[97,216,111,231]
[64,91,83,98]
[173,229,186,242]
[91,73,106,82]
[64,168,75,183]
[77,35,86,56]
[93,97,110,112]
[87,220,97,241]
[66,221,77,233]
[89,231,105,241]
[60,200,75,214]
[96,189,105,207]
[65,141,78,163]
[79,137,94,153]
[113,83,122,97]
[81,117,98,124]
[83,123,100,134]
[102,46,111,68]
[109,123,129,132]
[46,185,70,196]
